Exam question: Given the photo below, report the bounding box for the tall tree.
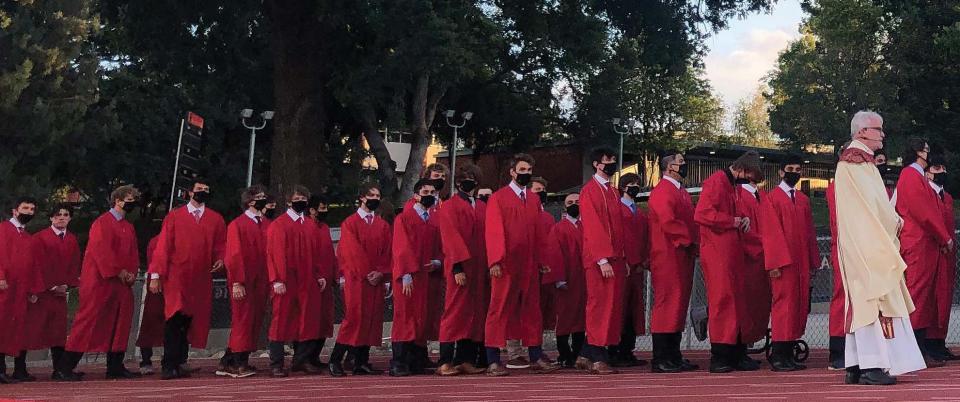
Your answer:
[732,86,778,148]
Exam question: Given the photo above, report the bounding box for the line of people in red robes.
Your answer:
[0,143,955,384]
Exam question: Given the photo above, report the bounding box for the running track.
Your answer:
[3,350,960,401]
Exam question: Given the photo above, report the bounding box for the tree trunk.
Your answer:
[397,72,446,203]
[266,0,328,196]
[358,105,399,198]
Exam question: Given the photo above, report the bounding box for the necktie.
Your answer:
[940,190,945,202]
[17,227,23,234]
[630,204,637,215]
[365,215,373,225]
[58,232,65,240]
[754,191,760,202]
[193,210,202,223]
[789,189,796,204]
[255,216,262,225]
[520,191,526,204]
[297,217,303,224]
[422,211,429,221]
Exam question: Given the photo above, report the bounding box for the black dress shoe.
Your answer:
[679,359,699,372]
[389,364,411,377]
[859,369,896,385]
[353,364,383,375]
[844,368,861,385]
[709,361,735,373]
[52,370,82,382]
[11,371,36,382]
[106,368,142,380]
[0,373,20,384]
[651,360,683,373]
[736,356,761,371]
[161,368,182,380]
[290,363,322,375]
[270,368,288,378]
[328,362,346,377]
[769,359,800,372]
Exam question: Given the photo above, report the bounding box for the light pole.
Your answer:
[241,109,274,187]
[444,110,473,195]
[611,117,632,174]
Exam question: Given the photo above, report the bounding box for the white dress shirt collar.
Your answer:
[51,226,66,236]
[565,214,579,225]
[910,162,925,176]
[9,217,25,229]
[357,208,375,222]
[187,202,205,218]
[593,173,611,188]
[779,181,796,196]
[741,183,758,194]
[286,209,304,222]
[662,176,682,189]
[413,203,429,221]
[930,180,943,194]
[508,181,526,199]
[244,209,262,223]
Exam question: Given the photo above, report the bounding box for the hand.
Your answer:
[54,285,68,297]
[273,282,287,295]
[738,217,751,232]
[539,265,551,274]
[769,269,782,279]
[232,283,246,300]
[625,266,631,277]
[0,280,7,291]
[600,263,614,278]
[402,281,413,297]
[28,294,38,304]
[211,260,225,273]
[367,271,383,286]
[454,272,467,286]
[318,278,327,292]
[489,264,502,278]
[119,270,135,285]
[149,278,162,294]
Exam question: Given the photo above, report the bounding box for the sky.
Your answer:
[702,0,805,108]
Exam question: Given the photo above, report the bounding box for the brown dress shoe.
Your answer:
[486,362,510,377]
[590,361,618,375]
[456,362,487,375]
[505,356,531,369]
[436,363,461,376]
[575,356,593,371]
[925,356,946,368]
[530,359,561,374]
[270,367,288,378]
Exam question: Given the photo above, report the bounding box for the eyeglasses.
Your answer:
[862,127,884,133]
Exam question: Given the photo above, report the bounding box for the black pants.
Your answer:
[269,340,316,369]
[652,332,684,364]
[14,351,28,374]
[439,339,477,366]
[612,315,638,360]
[829,336,845,364]
[140,347,153,367]
[161,312,192,371]
[580,343,610,363]
[557,332,585,364]
[57,351,126,373]
[914,329,929,358]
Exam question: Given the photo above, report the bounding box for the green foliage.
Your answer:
[732,85,778,148]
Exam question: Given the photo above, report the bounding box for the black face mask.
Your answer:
[625,186,641,198]
[16,213,34,225]
[316,211,329,222]
[291,200,308,214]
[536,191,547,204]
[734,178,751,185]
[515,173,532,186]
[420,195,436,208]
[122,201,137,213]
[264,207,276,219]
[459,179,477,193]
[600,162,617,177]
[783,172,801,188]
[673,164,688,179]
[364,198,381,211]
[253,199,268,211]
[566,204,580,219]
[192,191,210,204]
[432,179,446,192]
[933,173,948,186]
[478,194,490,203]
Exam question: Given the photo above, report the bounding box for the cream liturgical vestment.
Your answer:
[835,140,925,375]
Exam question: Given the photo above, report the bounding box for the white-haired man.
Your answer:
[834,110,925,385]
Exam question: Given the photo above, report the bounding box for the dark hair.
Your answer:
[618,173,641,192]
[308,194,328,210]
[530,176,548,188]
[414,178,436,193]
[659,150,681,171]
[358,182,381,199]
[191,177,210,189]
[901,137,928,165]
[13,196,38,210]
[423,163,449,178]
[110,185,140,204]
[48,203,73,218]
[285,185,310,202]
[240,185,266,209]
[455,163,482,184]
[590,147,617,164]
[780,153,804,170]
[874,148,886,158]
[510,153,535,169]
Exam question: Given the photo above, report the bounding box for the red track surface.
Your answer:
[3,350,960,401]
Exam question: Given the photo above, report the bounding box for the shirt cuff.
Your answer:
[272,282,284,291]
[149,273,160,279]
[402,274,413,285]
[597,258,609,266]
[555,281,567,289]
[431,259,442,267]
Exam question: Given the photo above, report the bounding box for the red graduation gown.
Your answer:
[620,201,649,336]
[224,214,270,352]
[24,227,81,350]
[66,212,139,353]
[546,218,586,336]
[580,177,628,347]
[405,198,445,342]
[538,210,559,332]
[760,186,818,342]
[336,212,392,347]
[930,189,956,339]
[312,221,338,339]
[826,183,845,338]
[736,185,769,344]
[648,179,698,333]
[136,236,165,348]
[694,170,746,345]
[896,166,952,330]
[391,206,442,344]
[266,212,323,342]
[0,221,42,355]
[437,195,488,343]
[484,185,545,348]
[149,206,227,348]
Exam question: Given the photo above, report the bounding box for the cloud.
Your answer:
[704,28,799,105]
